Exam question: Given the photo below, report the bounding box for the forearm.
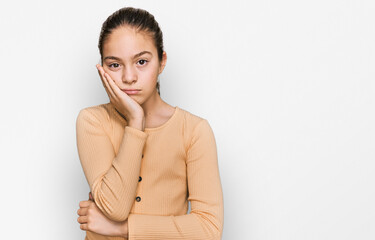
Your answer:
[127,210,223,240]
[91,126,146,222]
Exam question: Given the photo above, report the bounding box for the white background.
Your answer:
[0,0,374,239]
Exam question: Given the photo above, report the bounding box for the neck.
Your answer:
[141,89,166,118]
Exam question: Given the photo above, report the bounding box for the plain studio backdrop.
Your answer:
[0,0,374,239]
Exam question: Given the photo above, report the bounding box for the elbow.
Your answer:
[92,188,132,222]
[208,202,224,238]
[192,208,224,239]
[94,195,131,222]
[214,216,224,239]
[105,209,130,222]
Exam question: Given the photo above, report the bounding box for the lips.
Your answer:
[122,89,140,95]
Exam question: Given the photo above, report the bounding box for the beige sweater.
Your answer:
[76,103,224,240]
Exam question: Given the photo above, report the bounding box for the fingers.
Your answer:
[96,64,127,99]
[96,64,108,91]
[78,216,89,231]
[77,215,88,224]
[97,64,115,97]
[77,200,90,231]
[103,72,124,98]
[80,223,88,231]
[77,206,88,216]
[79,200,91,208]
[77,202,88,230]
[96,64,116,100]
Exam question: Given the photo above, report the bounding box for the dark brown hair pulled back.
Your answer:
[98,7,164,95]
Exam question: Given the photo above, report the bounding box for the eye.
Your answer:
[108,63,120,68]
[137,59,148,66]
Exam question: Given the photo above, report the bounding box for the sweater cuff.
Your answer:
[124,126,148,139]
[127,214,186,239]
[128,213,158,239]
[128,213,163,239]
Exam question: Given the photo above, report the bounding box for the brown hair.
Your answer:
[98,7,164,95]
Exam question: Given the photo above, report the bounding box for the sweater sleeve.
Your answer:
[76,108,148,222]
[127,119,224,240]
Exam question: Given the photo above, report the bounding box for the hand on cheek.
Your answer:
[95,64,144,128]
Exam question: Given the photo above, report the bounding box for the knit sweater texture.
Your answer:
[76,103,224,239]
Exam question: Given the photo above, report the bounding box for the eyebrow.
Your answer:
[103,51,152,61]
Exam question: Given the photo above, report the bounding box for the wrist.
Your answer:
[128,117,145,131]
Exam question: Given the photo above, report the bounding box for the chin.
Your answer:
[130,95,145,105]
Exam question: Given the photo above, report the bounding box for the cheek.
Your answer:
[140,65,159,83]
[143,71,158,83]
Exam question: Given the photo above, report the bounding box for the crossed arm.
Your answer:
[77,191,129,237]
[76,109,223,239]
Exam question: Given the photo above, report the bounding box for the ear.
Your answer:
[158,51,167,74]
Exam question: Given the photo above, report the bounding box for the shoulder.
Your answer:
[177,107,217,154]
[178,107,204,126]
[177,107,214,137]
[76,103,113,125]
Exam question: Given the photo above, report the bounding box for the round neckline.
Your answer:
[109,103,179,132]
[144,106,179,132]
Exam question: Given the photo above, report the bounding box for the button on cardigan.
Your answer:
[76,103,224,240]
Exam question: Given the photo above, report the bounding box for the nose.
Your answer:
[122,66,137,84]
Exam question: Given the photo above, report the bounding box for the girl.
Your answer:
[76,7,224,239]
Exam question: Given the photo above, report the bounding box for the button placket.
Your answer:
[136,175,142,202]
[135,153,144,204]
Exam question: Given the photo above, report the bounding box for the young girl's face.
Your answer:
[102,26,166,105]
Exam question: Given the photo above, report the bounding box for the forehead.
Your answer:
[103,26,156,57]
